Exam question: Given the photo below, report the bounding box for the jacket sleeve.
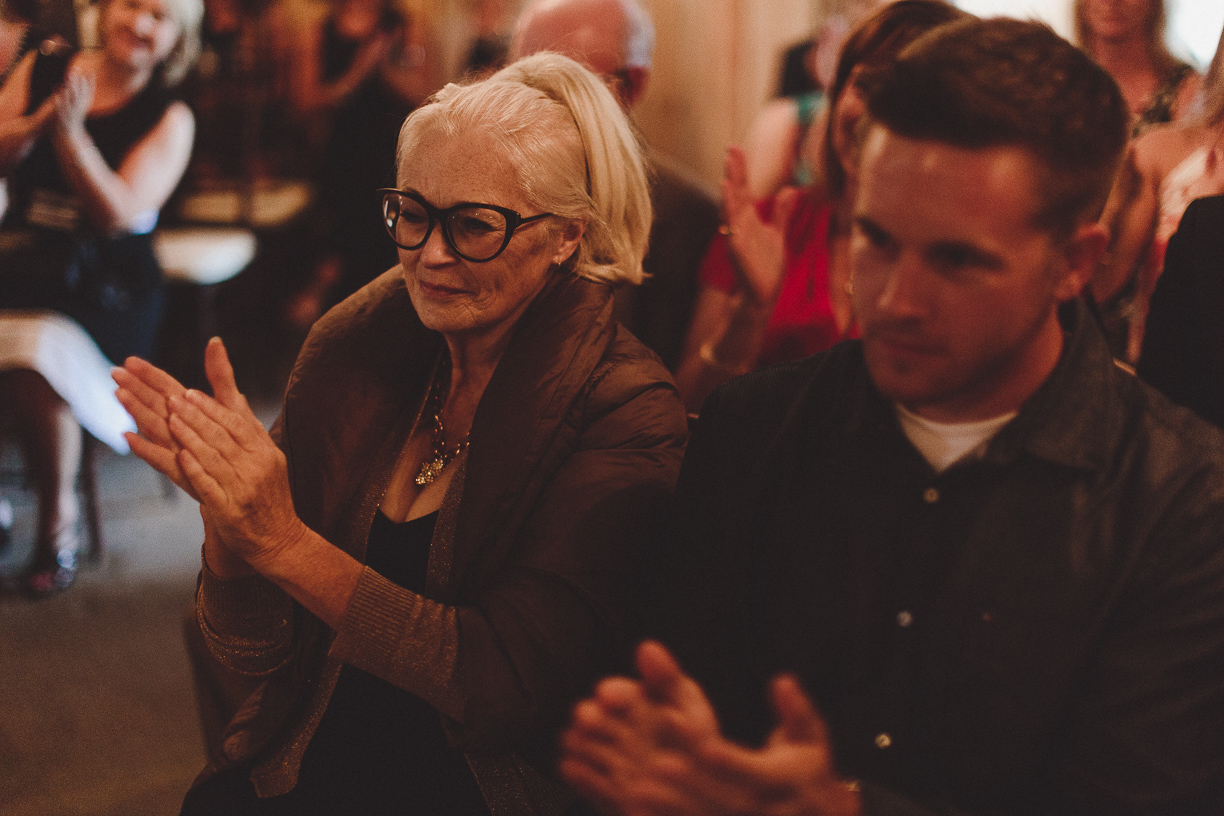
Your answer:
[329,365,688,748]
[194,412,298,677]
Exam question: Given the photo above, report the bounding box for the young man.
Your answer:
[560,18,1224,816]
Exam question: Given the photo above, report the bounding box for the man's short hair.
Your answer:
[864,17,1129,237]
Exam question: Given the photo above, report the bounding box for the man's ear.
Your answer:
[1056,221,1108,301]
[620,66,649,108]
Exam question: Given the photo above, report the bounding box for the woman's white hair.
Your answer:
[396,51,653,286]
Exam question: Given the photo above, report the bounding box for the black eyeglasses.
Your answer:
[379,189,554,262]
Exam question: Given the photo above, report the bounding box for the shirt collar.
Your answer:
[981,299,1120,472]
[841,299,1121,473]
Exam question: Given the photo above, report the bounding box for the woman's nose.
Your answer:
[419,225,458,265]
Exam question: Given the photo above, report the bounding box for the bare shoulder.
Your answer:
[161,99,195,131]
[1131,123,1204,179]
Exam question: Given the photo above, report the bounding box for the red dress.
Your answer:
[699,192,842,366]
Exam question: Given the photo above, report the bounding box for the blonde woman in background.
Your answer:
[1075,0,1201,137]
[1093,23,1224,361]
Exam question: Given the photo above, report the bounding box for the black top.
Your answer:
[1138,194,1224,429]
[288,509,490,815]
[314,13,407,298]
[0,47,174,362]
[656,300,1224,814]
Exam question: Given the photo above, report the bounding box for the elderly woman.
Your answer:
[0,0,200,594]
[115,52,687,814]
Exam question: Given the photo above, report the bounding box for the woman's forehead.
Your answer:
[397,125,527,208]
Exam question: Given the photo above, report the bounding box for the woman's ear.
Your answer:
[550,219,586,267]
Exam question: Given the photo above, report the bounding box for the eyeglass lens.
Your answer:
[384,194,510,261]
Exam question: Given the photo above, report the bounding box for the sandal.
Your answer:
[24,528,80,599]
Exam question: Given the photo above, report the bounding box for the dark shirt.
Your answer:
[656,300,1224,815]
[294,510,489,815]
[612,153,719,371]
[1138,194,1224,429]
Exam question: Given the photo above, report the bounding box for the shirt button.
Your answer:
[896,610,914,628]
[923,487,940,504]
[874,732,893,749]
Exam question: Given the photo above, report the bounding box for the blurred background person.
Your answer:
[743,0,883,200]
[283,0,439,329]
[1075,0,1201,136]
[1093,23,1224,361]
[462,0,516,77]
[116,51,686,814]
[0,0,200,595]
[511,0,719,372]
[674,0,967,414]
[1,0,46,81]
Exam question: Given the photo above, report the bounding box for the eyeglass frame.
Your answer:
[379,188,555,263]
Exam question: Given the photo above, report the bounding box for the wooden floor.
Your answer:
[0,292,299,815]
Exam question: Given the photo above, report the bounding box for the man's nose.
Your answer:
[875,252,929,319]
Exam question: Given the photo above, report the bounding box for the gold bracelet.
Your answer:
[699,340,751,377]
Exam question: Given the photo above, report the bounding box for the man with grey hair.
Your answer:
[511,0,720,370]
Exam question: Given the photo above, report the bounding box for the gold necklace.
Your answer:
[415,375,470,486]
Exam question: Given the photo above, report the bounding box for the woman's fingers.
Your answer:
[183,388,267,452]
[177,448,230,512]
[722,146,752,219]
[202,337,249,414]
[168,410,241,490]
[114,383,176,448]
[123,431,197,499]
[121,355,188,405]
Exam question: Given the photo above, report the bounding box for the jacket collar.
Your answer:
[982,299,1120,473]
[451,273,617,588]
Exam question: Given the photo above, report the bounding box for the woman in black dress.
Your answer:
[0,0,201,594]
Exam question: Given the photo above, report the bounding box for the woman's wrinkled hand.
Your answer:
[113,354,197,500]
[722,145,799,310]
[160,338,307,571]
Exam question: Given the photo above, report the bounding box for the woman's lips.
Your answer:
[417,279,468,298]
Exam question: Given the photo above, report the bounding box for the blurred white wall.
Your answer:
[954,0,1223,66]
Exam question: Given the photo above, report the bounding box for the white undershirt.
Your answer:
[894,404,1017,473]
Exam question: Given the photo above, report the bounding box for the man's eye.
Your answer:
[930,245,995,272]
[857,222,893,250]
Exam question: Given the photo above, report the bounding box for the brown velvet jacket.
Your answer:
[193,270,688,814]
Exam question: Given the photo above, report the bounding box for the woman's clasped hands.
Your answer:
[113,337,308,576]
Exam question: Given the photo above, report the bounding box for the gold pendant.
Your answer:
[415,457,445,486]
